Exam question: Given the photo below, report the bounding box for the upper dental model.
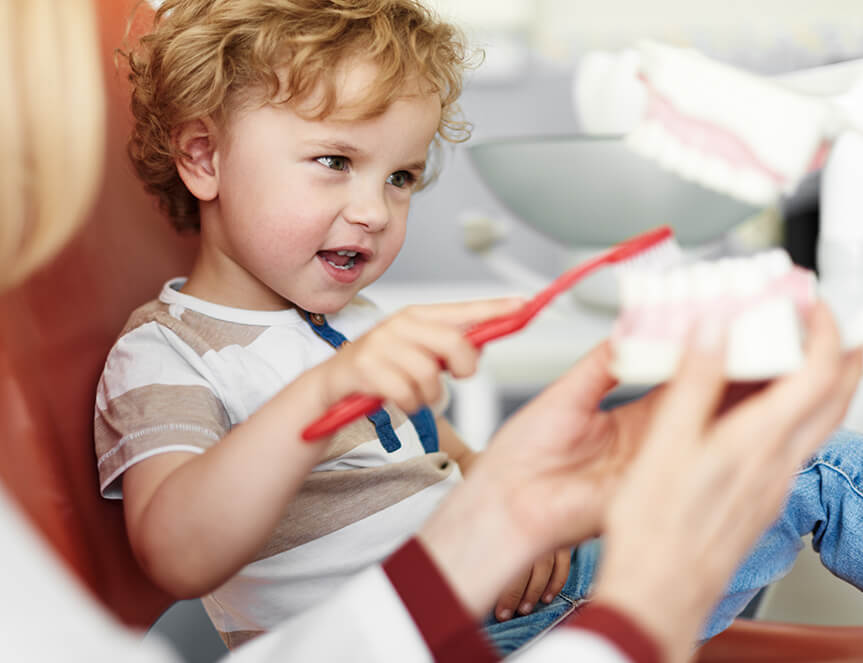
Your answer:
[576,41,863,206]
[611,249,817,384]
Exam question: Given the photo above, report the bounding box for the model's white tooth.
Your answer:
[691,261,721,299]
[656,132,686,173]
[626,121,665,160]
[695,155,731,194]
[666,268,688,301]
[729,259,761,296]
[619,272,642,310]
[761,248,792,278]
[703,160,738,199]
[674,143,705,183]
[715,257,735,285]
[336,250,358,256]
[730,169,777,207]
[643,272,664,305]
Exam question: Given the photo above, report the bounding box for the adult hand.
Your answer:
[593,301,862,663]
[418,339,649,617]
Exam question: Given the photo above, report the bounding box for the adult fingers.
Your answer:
[718,301,843,452]
[782,347,863,461]
[642,318,728,452]
[526,341,619,416]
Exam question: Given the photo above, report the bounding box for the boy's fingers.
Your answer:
[542,549,572,603]
[518,556,557,614]
[495,572,531,621]
[401,297,526,328]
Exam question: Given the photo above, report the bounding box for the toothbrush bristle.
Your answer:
[616,236,684,273]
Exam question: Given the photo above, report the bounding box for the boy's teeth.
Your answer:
[326,256,355,270]
[319,249,357,270]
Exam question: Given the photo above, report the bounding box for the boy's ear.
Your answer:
[174,118,220,201]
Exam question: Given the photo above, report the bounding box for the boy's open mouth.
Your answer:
[318,249,361,271]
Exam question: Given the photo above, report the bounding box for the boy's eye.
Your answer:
[386,170,415,189]
[316,156,349,171]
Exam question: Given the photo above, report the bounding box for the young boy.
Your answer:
[96,0,863,656]
[96,0,575,653]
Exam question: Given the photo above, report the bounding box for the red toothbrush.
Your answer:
[301,225,681,441]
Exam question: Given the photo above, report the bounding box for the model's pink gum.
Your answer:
[640,75,789,186]
[612,264,816,343]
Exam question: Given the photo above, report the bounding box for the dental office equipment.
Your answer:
[302,225,682,441]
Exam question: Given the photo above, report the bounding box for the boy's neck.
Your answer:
[182,246,294,312]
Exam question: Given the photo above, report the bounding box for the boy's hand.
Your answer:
[320,298,525,414]
[494,548,571,621]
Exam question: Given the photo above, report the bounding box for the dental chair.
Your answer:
[0,0,860,660]
[0,0,192,629]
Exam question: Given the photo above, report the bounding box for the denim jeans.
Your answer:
[483,428,863,657]
[482,539,601,657]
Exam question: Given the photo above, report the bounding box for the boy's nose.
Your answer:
[343,184,389,232]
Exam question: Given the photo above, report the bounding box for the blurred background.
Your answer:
[138,0,863,659]
[383,0,863,285]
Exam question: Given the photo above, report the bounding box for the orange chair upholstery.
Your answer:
[695,619,863,662]
[0,0,195,629]
[0,0,860,657]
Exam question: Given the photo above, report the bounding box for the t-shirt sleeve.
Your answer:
[383,537,499,662]
[94,321,230,498]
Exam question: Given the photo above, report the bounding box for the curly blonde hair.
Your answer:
[125,0,474,232]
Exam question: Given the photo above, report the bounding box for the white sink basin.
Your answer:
[467,135,760,248]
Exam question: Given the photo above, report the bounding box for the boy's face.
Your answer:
[198,62,441,313]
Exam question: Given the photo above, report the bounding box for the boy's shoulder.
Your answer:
[114,295,276,360]
[111,289,385,359]
[118,297,172,338]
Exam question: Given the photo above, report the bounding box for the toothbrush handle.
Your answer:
[301,393,384,441]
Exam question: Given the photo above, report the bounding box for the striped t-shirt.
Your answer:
[94,278,460,647]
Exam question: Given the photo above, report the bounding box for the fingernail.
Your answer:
[519,602,533,615]
[497,609,512,621]
[542,593,554,604]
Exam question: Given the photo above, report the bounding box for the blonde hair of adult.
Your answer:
[124,0,473,232]
[0,0,105,288]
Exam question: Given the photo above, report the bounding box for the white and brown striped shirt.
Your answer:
[94,278,459,647]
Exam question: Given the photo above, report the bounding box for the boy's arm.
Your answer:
[119,298,524,599]
[121,362,343,598]
[436,417,480,475]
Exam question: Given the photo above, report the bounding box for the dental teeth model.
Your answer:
[611,249,819,384]
[576,41,863,206]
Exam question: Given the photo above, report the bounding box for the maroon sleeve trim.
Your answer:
[382,537,499,663]
[564,603,662,663]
